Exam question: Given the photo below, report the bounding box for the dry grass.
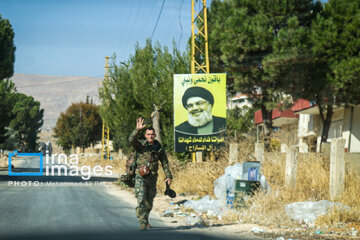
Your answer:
[78,137,360,230]
[316,162,360,226]
[163,138,360,230]
[219,150,360,229]
[156,157,227,196]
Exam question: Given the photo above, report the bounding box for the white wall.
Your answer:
[349,106,360,152]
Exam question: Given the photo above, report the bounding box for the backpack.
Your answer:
[120,152,136,188]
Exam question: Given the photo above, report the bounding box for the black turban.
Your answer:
[182,87,214,109]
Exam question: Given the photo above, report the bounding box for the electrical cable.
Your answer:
[166,1,179,44]
[121,1,136,57]
[178,0,185,49]
[125,0,144,51]
[150,0,166,40]
[136,0,158,42]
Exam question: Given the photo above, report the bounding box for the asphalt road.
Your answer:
[0,155,264,240]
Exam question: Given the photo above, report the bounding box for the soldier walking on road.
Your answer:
[128,117,173,231]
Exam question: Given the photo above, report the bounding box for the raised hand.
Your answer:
[136,117,146,130]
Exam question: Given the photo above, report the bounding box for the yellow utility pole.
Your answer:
[101,56,111,161]
[191,0,210,74]
[191,0,213,162]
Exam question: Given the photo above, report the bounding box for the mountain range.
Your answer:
[11,73,103,131]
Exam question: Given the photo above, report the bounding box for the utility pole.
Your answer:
[191,0,212,162]
[191,0,210,74]
[101,56,111,161]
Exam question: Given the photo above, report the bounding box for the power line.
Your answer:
[178,0,185,49]
[151,0,166,40]
[166,1,179,44]
[136,0,158,42]
[125,0,144,51]
[120,1,135,56]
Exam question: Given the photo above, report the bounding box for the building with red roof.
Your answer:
[254,99,360,153]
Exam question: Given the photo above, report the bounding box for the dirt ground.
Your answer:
[103,182,360,240]
[103,182,268,239]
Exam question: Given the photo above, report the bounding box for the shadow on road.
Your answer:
[0,165,118,182]
[1,229,236,240]
[0,175,118,182]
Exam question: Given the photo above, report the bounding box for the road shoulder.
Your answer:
[103,182,268,239]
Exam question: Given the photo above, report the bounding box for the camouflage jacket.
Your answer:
[128,129,173,179]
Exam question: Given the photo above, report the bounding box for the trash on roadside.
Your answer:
[251,227,266,233]
[184,195,226,215]
[184,163,271,215]
[315,230,323,234]
[260,174,271,193]
[185,216,204,227]
[207,210,215,216]
[176,212,189,217]
[285,200,350,224]
[172,210,183,217]
[160,210,174,217]
[174,200,188,205]
[275,237,285,240]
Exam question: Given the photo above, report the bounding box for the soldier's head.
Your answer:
[182,87,214,127]
[145,127,156,144]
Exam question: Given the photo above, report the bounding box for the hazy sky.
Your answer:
[0,0,204,77]
[1,0,326,77]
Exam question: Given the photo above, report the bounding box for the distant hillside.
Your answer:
[11,73,103,131]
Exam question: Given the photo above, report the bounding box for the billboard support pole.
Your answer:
[191,0,210,163]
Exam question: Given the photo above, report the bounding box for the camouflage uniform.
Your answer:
[128,128,173,226]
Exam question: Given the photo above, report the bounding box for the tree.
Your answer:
[227,107,256,138]
[0,79,16,144]
[206,0,320,149]
[267,0,360,142]
[9,93,44,152]
[53,101,102,152]
[0,14,16,80]
[311,0,360,142]
[0,127,17,150]
[0,14,16,145]
[99,39,189,152]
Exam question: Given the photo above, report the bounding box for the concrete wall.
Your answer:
[298,114,318,137]
[349,106,360,152]
[300,106,360,153]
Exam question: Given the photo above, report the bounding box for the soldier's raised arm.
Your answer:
[128,117,146,151]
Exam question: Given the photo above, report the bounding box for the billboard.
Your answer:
[174,73,226,152]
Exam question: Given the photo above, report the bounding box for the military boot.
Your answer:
[139,224,147,231]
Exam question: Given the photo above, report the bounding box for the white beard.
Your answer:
[188,107,213,127]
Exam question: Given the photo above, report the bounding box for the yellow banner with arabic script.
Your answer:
[174,73,226,152]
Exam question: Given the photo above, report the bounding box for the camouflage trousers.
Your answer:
[134,174,157,226]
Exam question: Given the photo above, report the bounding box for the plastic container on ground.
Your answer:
[184,163,271,215]
[235,179,261,194]
[242,161,261,181]
[285,200,350,224]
